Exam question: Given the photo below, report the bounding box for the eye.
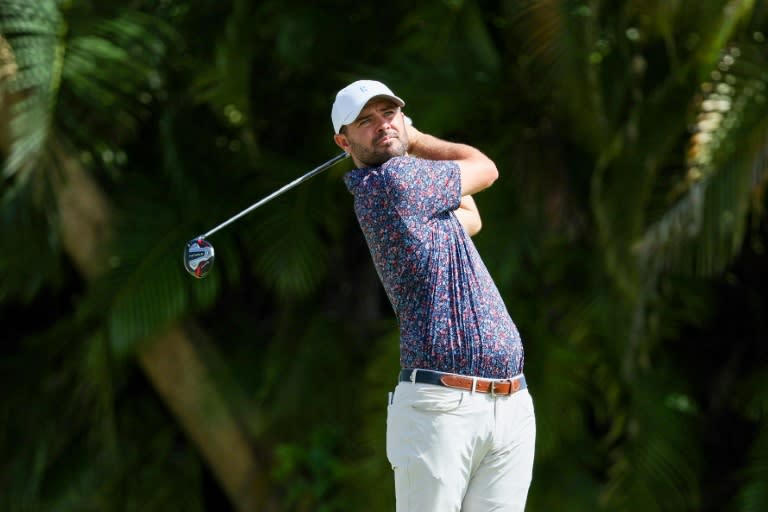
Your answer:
[358,118,370,127]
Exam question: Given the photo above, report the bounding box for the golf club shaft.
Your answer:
[199,152,349,239]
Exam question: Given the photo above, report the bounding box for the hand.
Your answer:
[403,114,422,153]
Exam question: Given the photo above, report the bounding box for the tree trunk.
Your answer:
[53,148,271,511]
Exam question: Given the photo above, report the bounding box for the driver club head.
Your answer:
[184,238,215,279]
[181,153,350,279]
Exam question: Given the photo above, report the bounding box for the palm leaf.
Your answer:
[732,370,768,512]
[504,0,610,149]
[739,435,768,512]
[187,0,252,120]
[248,192,329,301]
[601,372,701,511]
[93,192,222,356]
[0,182,64,300]
[733,423,768,512]
[0,3,176,301]
[58,8,175,155]
[0,0,61,183]
[0,2,175,183]
[0,326,204,511]
[506,0,757,253]
[636,42,768,276]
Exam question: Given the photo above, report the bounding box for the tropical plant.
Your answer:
[2,0,768,511]
[0,0,262,509]
[501,1,768,511]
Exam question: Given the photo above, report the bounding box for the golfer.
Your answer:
[332,80,535,511]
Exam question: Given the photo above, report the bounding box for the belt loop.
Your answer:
[471,377,478,394]
[410,369,417,384]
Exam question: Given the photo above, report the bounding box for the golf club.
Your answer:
[183,152,350,278]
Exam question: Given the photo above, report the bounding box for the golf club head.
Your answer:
[184,238,215,279]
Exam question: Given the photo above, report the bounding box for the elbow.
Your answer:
[461,158,499,195]
[483,161,499,189]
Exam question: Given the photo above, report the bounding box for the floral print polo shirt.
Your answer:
[344,156,524,379]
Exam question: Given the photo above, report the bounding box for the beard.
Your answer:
[349,130,409,167]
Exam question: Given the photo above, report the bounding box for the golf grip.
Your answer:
[198,152,350,239]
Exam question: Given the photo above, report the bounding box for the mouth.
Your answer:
[375,132,399,145]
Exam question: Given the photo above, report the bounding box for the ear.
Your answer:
[334,133,351,154]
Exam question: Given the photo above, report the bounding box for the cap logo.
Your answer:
[359,85,368,93]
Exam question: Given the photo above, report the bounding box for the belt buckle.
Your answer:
[491,378,516,397]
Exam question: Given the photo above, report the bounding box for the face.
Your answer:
[334,99,409,168]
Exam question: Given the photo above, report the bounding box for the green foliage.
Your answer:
[638,41,768,277]
[0,328,204,511]
[271,426,348,512]
[2,0,768,510]
[0,185,64,301]
[0,0,61,183]
[735,371,768,512]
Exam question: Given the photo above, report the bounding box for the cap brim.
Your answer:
[340,94,406,132]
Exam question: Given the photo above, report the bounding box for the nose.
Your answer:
[374,113,392,131]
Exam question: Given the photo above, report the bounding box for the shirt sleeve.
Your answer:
[382,156,461,218]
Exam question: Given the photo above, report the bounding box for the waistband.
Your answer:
[399,368,527,397]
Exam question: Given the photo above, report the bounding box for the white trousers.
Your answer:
[386,380,536,511]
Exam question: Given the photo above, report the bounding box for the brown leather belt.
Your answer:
[399,368,527,396]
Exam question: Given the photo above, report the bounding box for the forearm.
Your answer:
[408,131,479,162]
[406,124,498,196]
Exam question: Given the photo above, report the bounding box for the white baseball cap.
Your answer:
[331,79,405,133]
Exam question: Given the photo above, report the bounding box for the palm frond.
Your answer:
[732,369,768,511]
[0,182,64,300]
[0,326,204,511]
[59,9,175,151]
[1,2,175,185]
[601,374,701,511]
[0,3,177,300]
[248,194,328,301]
[733,423,768,512]
[76,186,222,356]
[0,0,61,183]
[636,42,768,276]
[504,0,610,150]
[187,0,251,115]
[693,0,758,71]
[105,242,210,357]
[396,0,500,72]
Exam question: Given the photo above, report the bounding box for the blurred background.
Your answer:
[1,0,767,510]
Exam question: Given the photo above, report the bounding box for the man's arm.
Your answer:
[454,195,482,236]
[405,122,498,196]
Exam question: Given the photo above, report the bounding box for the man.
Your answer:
[332,79,535,511]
